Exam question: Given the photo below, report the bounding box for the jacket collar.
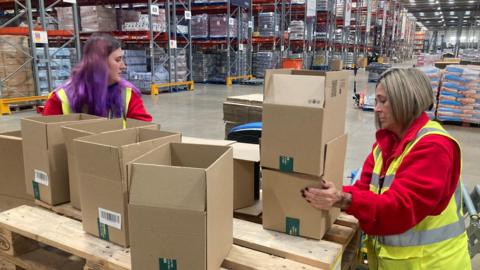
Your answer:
[375,112,430,159]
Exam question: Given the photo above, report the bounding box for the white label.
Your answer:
[151,5,160,15]
[281,45,284,51]
[185,11,191,20]
[34,169,49,186]
[170,39,177,48]
[99,208,122,230]
[229,18,235,26]
[287,27,291,33]
[308,46,311,51]
[344,0,352,27]
[275,25,279,32]
[33,31,48,44]
[248,21,253,28]
[239,43,244,50]
[307,0,316,17]
[63,0,76,3]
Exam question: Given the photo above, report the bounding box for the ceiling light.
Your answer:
[419,12,424,16]
[437,7,441,10]
[435,0,439,4]
[450,11,454,15]
[466,11,471,15]
[468,0,474,3]
[426,21,430,23]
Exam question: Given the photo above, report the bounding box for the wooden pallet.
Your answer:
[0,205,359,270]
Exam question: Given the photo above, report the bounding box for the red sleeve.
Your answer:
[343,135,460,236]
[343,144,376,194]
[42,93,63,116]
[126,91,153,122]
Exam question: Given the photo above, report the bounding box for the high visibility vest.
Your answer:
[366,120,471,270]
[49,88,132,128]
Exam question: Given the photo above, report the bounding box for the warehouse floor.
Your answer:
[1,71,479,267]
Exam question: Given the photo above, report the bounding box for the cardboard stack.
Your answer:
[21,114,104,206]
[74,128,181,247]
[0,36,35,98]
[128,143,233,269]
[62,118,159,210]
[223,94,263,136]
[56,6,117,31]
[261,69,350,240]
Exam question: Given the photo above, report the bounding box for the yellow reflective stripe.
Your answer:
[372,120,465,247]
[55,88,71,115]
[122,88,132,129]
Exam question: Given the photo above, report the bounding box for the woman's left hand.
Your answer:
[301,181,343,211]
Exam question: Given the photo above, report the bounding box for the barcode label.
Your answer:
[34,169,49,186]
[98,208,122,230]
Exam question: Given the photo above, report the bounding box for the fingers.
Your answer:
[301,187,338,210]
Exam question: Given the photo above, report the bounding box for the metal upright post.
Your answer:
[227,0,231,79]
[72,2,81,61]
[26,0,41,96]
[38,0,54,94]
[454,12,464,58]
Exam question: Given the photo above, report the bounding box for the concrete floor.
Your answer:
[1,74,479,267]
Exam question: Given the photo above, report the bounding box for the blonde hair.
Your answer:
[376,68,434,130]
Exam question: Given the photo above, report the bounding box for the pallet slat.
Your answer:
[0,205,358,270]
[222,245,321,270]
[0,205,130,270]
[233,218,344,269]
[0,246,85,270]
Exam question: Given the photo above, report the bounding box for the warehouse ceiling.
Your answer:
[400,0,480,30]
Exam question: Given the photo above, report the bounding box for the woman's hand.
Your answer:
[301,181,352,210]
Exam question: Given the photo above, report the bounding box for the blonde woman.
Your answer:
[302,68,471,269]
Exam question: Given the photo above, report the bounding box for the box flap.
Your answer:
[129,163,206,211]
[170,143,232,170]
[0,130,21,138]
[323,134,348,184]
[232,142,259,162]
[264,74,325,107]
[137,129,179,142]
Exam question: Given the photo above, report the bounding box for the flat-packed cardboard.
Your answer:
[261,69,350,177]
[74,128,181,247]
[128,143,233,270]
[331,59,343,71]
[0,131,34,211]
[232,142,260,209]
[21,114,103,205]
[262,169,340,240]
[182,136,235,146]
[62,118,159,210]
[223,102,262,123]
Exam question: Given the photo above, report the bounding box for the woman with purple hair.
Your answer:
[43,33,152,122]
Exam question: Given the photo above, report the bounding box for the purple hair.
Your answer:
[61,33,126,118]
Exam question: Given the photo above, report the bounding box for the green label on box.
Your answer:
[32,181,40,200]
[159,258,177,270]
[285,217,300,236]
[279,156,293,172]
[97,219,109,241]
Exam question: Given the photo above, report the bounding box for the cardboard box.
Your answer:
[21,114,103,205]
[223,102,262,123]
[232,142,260,209]
[331,59,343,71]
[128,143,233,270]
[62,119,159,210]
[74,128,181,247]
[262,168,341,240]
[0,131,34,210]
[261,69,350,176]
[357,57,368,68]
